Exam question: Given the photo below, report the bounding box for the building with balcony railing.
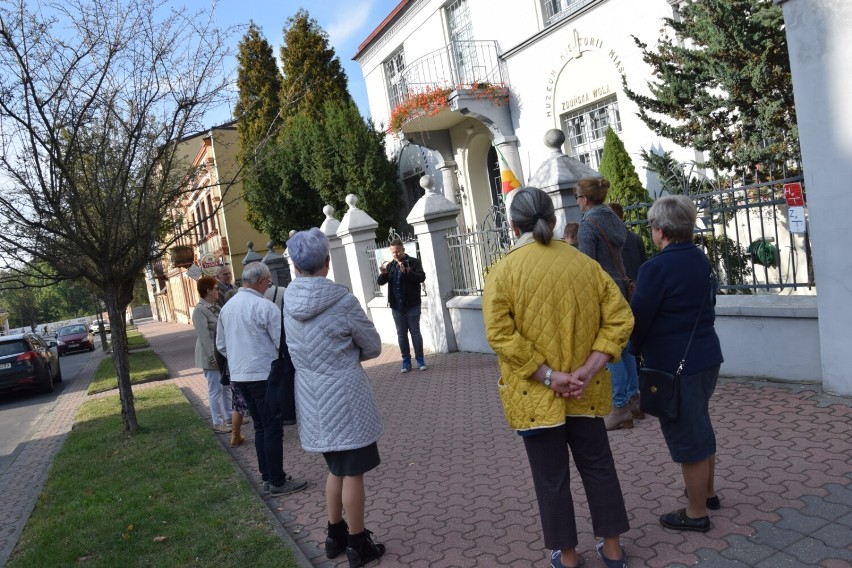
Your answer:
[147,123,275,324]
[354,0,702,232]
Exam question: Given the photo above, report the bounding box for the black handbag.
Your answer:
[264,307,297,423]
[638,367,680,419]
[214,346,230,385]
[639,273,713,420]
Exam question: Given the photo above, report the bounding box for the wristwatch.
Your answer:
[544,367,553,388]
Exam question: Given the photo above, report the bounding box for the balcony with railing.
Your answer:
[198,229,227,258]
[389,40,509,135]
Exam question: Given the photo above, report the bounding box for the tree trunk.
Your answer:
[105,290,138,433]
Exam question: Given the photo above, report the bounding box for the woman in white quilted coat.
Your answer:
[283,227,386,568]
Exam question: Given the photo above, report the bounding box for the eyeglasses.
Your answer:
[265,278,273,285]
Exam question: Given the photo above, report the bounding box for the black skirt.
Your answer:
[323,442,381,477]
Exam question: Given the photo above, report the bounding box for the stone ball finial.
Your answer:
[345,194,359,210]
[288,229,296,238]
[544,129,566,154]
[246,241,254,250]
[419,174,436,195]
[266,241,275,251]
[323,205,335,219]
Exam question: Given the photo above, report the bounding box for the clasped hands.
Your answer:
[538,351,611,399]
[547,367,593,399]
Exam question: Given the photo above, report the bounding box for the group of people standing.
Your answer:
[483,181,723,567]
[189,178,722,568]
[191,236,387,568]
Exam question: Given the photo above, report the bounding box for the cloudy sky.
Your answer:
[185,0,402,124]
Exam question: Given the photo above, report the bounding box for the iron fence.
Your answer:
[400,40,506,97]
[626,175,813,294]
[445,174,813,296]
[446,204,513,296]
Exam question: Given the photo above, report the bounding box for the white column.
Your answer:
[779,0,852,395]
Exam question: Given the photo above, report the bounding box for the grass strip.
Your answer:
[7,385,298,568]
[88,351,169,395]
[126,330,149,350]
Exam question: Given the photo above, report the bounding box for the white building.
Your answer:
[348,0,852,395]
[354,0,697,231]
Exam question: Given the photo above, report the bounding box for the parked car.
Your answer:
[57,323,95,356]
[90,320,110,334]
[0,333,62,394]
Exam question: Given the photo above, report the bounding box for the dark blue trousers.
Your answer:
[234,380,285,486]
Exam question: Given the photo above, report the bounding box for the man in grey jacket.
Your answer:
[216,261,306,497]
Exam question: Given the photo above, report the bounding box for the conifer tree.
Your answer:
[305,101,401,234]
[622,0,798,175]
[235,22,282,154]
[235,23,284,231]
[239,10,402,240]
[262,112,325,241]
[279,10,351,119]
[598,128,650,205]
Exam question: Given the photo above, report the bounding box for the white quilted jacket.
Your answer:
[283,276,384,453]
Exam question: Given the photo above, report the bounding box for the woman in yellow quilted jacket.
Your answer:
[483,187,634,568]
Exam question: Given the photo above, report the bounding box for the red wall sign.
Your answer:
[784,182,804,207]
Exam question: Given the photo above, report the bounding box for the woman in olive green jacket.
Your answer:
[483,187,633,568]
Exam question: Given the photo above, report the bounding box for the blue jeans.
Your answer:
[391,305,424,361]
[606,347,639,408]
[234,381,285,486]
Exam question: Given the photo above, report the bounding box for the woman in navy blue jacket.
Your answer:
[629,195,723,533]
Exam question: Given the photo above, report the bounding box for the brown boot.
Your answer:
[629,394,645,419]
[230,424,244,447]
[604,405,634,431]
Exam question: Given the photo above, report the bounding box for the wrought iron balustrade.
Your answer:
[399,40,506,100]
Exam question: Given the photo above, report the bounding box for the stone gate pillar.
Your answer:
[407,176,461,353]
[336,195,378,316]
[320,205,351,291]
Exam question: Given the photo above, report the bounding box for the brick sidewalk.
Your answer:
[138,320,852,568]
[2,318,850,567]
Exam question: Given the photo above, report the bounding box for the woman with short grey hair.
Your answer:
[630,194,724,533]
[647,194,697,243]
[283,227,386,567]
[286,227,330,275]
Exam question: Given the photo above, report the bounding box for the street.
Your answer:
[0,349,94,478]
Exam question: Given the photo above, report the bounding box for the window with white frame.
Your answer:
[384,48,406,110]
[445,0,477,85]
[560,95,622,170]
[541,0,598,26]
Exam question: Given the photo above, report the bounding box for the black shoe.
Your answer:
[325,519,348,559]
[346,529,385,568]
[684,488,721,510]
[659,508,711,532]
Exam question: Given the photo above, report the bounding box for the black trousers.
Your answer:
[523,417,630,550]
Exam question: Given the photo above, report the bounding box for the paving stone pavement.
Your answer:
[1,318,850,567]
